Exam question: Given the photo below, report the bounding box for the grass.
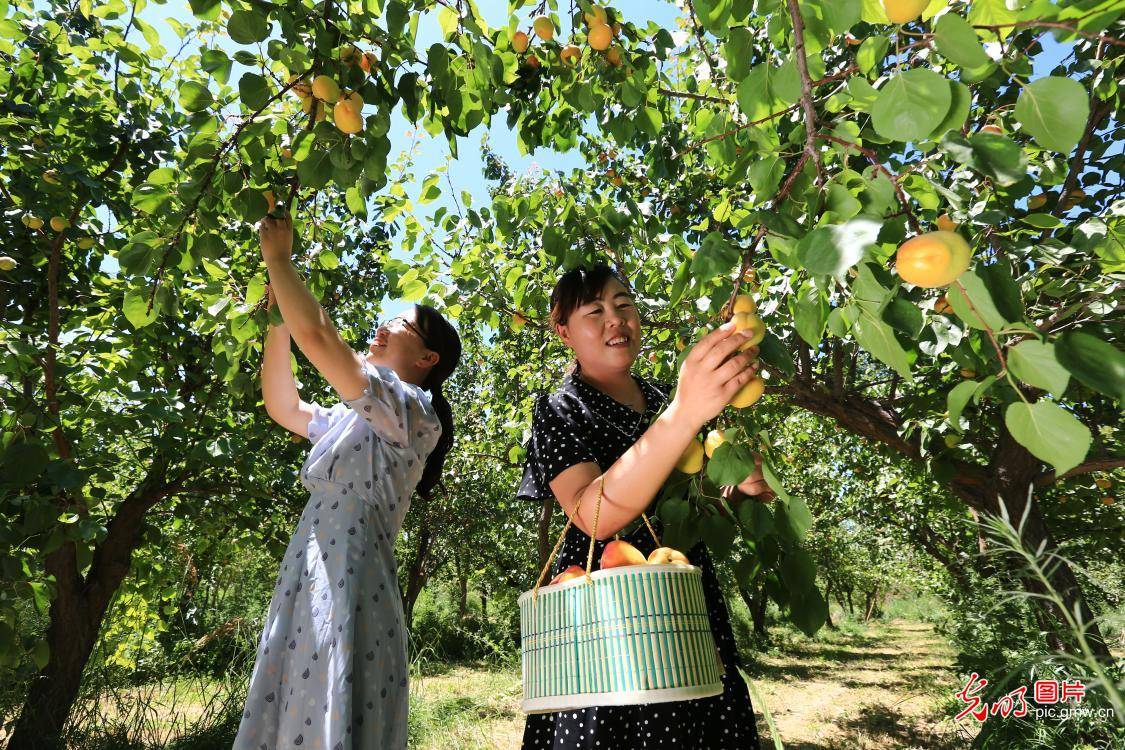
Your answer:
[51,616,971,749]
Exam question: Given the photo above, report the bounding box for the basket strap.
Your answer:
[583,475,605,577]
[532,474,595,599]
[640,511,662,548]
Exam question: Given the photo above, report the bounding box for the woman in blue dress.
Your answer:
[233,216,460,750]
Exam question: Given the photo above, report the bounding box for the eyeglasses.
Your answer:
[375,316,432,349]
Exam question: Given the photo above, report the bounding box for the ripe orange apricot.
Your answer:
[588,22,612,51]
[605,46,622,67]
[894,231,973,288]
[980,124,1003,135]
[935,213,957,232]
[512,30,529,53]
[560,44,581,66]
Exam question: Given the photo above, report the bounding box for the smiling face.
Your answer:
[366,308,439,384]
[555,276,642,374]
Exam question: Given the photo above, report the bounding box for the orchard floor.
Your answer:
[406,618,976,750]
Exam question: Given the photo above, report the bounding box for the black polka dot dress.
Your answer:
[233,361,442,750]
[517,371,761,750]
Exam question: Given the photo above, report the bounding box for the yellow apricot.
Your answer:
[730,376,766,409]
[882,0,929,23]
[733,294,756,314]
[935,213,957,232]
[675,438,705,474]
[894,231,973,288]
[588,22,612,51]
[560,44,581,66]
[532,16,554,41]
[334,101,364,134]
[733,312,765,350]
[311,75,340,102]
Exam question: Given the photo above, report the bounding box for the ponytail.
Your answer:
[417,383,454,500]
[413,305,461,501]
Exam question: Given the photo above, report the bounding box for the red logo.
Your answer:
[956,675,1086,723]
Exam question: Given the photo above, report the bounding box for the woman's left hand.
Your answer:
[260,215,294,264]
[722,452,776,502]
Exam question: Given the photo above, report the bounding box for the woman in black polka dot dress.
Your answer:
[517,264,769,749]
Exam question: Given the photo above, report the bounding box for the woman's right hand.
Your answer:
[671,321,761,429]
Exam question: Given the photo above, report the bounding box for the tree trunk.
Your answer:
[783,378,1114,663]
[823,581,837,630]
[845,586,855,616]
[9,479,169,750]
[537,498,554,572]
[738,585,768,637]
[987,433,1114,662]
[403,508,434,629]
[863,584,879,623]
[457,560,469,621]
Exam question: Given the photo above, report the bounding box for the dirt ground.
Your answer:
[407,618,975,750]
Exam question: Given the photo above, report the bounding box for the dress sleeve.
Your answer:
[306,401,349,445]
[341,362,442,453]
[516,392,599,502]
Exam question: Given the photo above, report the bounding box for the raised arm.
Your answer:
[260,284,320,437]
[259,216,368,402]
[550,322,759,540]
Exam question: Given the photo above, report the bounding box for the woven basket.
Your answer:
[519,477,723,714]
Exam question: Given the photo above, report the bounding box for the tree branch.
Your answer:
[785,0,822,180]
[1034,456,1125,487]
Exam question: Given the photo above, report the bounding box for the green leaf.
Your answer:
[759,333,795,379]
[948,270,1009,331]
[1021,213,1062,229]
[940,132,1028,187]
[856,36,888,76]
[700,513,738,560]
[872,69,952,143]
[227,9,269,44]
[1008,340,1070,398]
[131,183,173,214]
[298,149,333,190]
[723,27,755,82]
[1,442,49,486]
[796,219,882,277]
[1054,331,1125,402]
[853,310,915,381]
[177,80,213,112]
[947,380,978,430]
[122,289,157,329]
[928,79,970,140]
[780,548,817,592]
[1014,77,1090,154]
[200,49,232,84]
[792,283,829,346]
[188,0,220,20]
[934,13,990,68]
[238,72,271,110]
[1004,401,1091,475]
[707,442,758,486]
[735,500,773,541]
[691,232,740,281]
[789,587,828,637]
